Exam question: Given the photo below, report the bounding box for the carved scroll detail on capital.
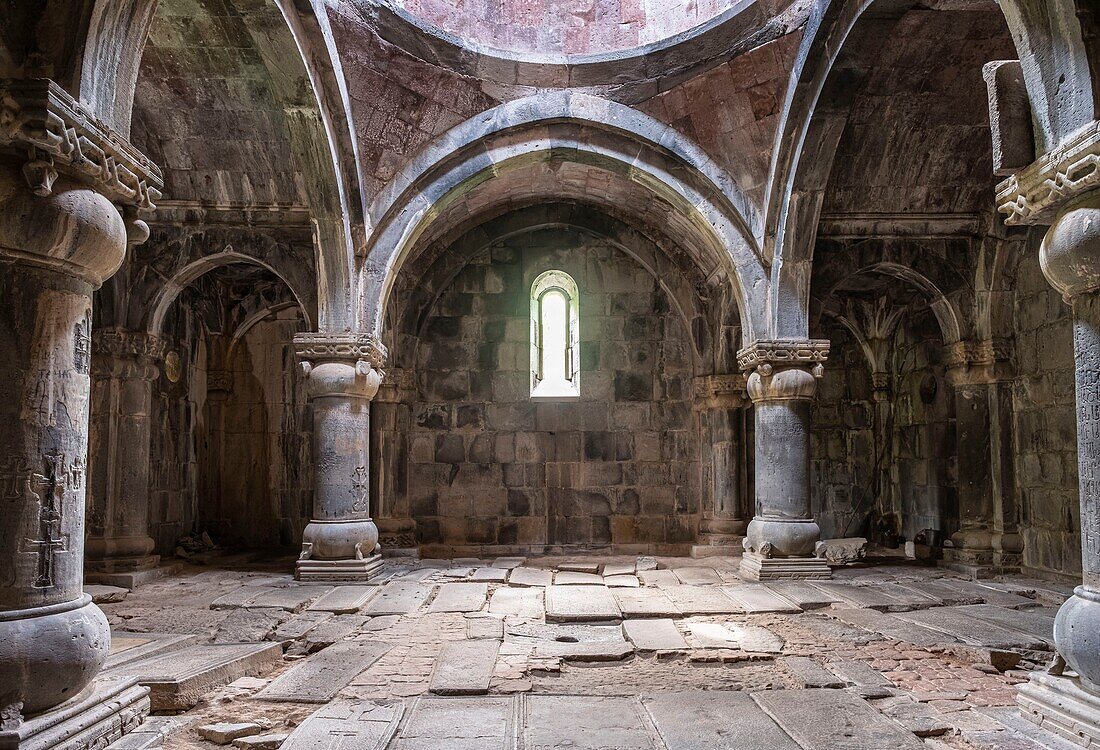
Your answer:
[737,339,830,373]
[0,79,162,210]
[943,338,1013,386]
[293,332,388,370]
[996,122,1100,225]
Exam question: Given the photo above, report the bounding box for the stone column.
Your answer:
[998,126,1100,738]
[0,79,160,735]
[737,340,832,580]
[942,341,1021,576]
[692,374,749,557]
[293,333,387,580]
[85,330,164,586]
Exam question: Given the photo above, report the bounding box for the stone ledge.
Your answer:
[1018,671,1100,747]
[739,553,832,581]
[296,553,385,582]
[0,676,149,750]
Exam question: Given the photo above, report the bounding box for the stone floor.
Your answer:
[94,554,1084,749]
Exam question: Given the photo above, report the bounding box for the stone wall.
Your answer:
[391,227,699,555]
[1013,247,1080,577]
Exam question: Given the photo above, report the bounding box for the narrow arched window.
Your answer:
[531,270,579,399]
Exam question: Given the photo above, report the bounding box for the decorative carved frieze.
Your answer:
[693,373,748,409]
[91,330,165,360]
[0,79,162,209]
[293,332,388,370]
[736,339,830,373]
[997,121,1100,226]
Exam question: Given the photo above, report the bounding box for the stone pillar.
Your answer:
[293,333,387,580]
[692,374,749,557]
[85,330,164,586]
[0,79,160,738]
[999,126,1100,739]
[737,340,832,580]
[942,341,1021,576]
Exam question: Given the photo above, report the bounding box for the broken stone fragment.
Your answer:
[233,733,288,749]
[197,722,264,745]
[814,537,868,564]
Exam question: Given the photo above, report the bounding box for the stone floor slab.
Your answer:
[602,563,636,577]
[507,567,553,587]
[614,588,683,618]
[281,699,403,750]
[247,585,333,611]
[428,582,489,613]
[492,557,527,569]
[273,610,334,642]
[753,689,924,750]
[672,567,723,585]
[545,585,621,622]
[687,622,784,653]
[489,587,544,618]
[466,614,505,640]
[524,695,653,750]
[257,639,391,702]
[782,656,846,688]
[363,583,435,615]
[555,571,605,585]
[828,607,957,647]
[557,561,601,574]
[643,690,801,750]
[638,569,680,587]
[396,695,515,750]
[767,581,842,609]
[429,640,500,695]
[307,585,378,613]
[105,632,199,671]
[896,607,1048,649]
[623,619,688,651]
[116,642,282,711]
[810,582,920,612]
[950,580,1040,609]
[825,659,894,687]
[901,580,987,606]
[661,585,741,615]
[470,568,509,582]
[953,604,1056,643]
[723,584,802,613]
[604,574,641,588]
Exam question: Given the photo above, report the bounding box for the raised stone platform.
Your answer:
[0,676,149,750]
[86,563,183,591]
[296,553,384,582]
[739,553,831,581]
[1018,671,1100,747]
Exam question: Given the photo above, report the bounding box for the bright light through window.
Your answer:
[531,270,579,399]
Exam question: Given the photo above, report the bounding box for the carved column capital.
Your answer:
[692,374,748,410]
[294,332,387,401]
[996,122,1100,227]
[943,338,1013,387]
[738,339,829,403]
[374,366,415,403]
[91,330,164,381]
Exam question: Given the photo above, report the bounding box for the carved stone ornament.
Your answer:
[293,332,388,371]
[997,121,1100,226]
[942,338,1013,386]
[91,330,165,360]
[693,373,748,409]
[0,79,162,210]
[736,339,830,373]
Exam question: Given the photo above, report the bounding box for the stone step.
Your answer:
[427,582,489,613]
[428,640,500,696]
[643,690,801,750]
[281,699,404,750]
[306,585,378,614]
[114,642,282,711]
[362,583,435,615]
[753,689,924,750]
[257,640,391,702]
[395,696,515,749]
[523,695,653,750]
[623,618,688,652]
[545,585,621,622]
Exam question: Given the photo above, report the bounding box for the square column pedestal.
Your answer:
[296,552,384,581]
[1018,672,1100,747]
[740,551,831,580]
[0,677,149,750]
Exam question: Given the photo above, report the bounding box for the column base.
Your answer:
[1017,671,1100,747]
[295,552,385,582]
[0,676,149,750]
[739,552,832,580]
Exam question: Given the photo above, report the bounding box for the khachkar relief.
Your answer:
[294,332,389,581]
[737,339,832,580]
[1,454,83,589]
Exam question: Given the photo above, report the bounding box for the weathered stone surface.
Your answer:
[602,563,636,576]
[723,584,802,613]
[828,607,955,647]
[428,582,489,613]
[672,567,722,585]
[753,689,924,750]
[557,562,601,574]
[257,640,391,702]
[662,585,741,615]
[507,567,552,587]
[782,656,846,688]
[825,659,894,687]
[554,571,604,585]
[901,581,986,606]
[489,587,544,618]
[814,537,868,564]
[614,588,683,618]
[947,580,1039,609]
[638,569,680,587]
[524,696,652,750]
[466,614,505,640]
[396,696,514,749]
[492,557,526,569]
[604,574,641,588]
[302,614,369,650]
[363,583,435,615]
[197,723,264,744]
[545,585,620,622]
[470,568,509,582]
[622,619,688,651]
[106,632,200,670]
[307,585,378,613]
[878,700,953,737]
[273,611,334,642]
[232,733,288,749]
[88,584,130,604]
[643,691,801,750]
[247,585,333,612]
[116,643,282,711]
[688,622,784,653]
[429,640,500,695]
[768,581,841,609]
[953,604,1056,643]
[214,607,290,643]
[896,608,1048,649]
[811,583,923,612]
[281,699,403,750]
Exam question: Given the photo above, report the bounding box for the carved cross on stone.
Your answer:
[0,458,33,501]
[28,455,67,589]
[350,466,368,513]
